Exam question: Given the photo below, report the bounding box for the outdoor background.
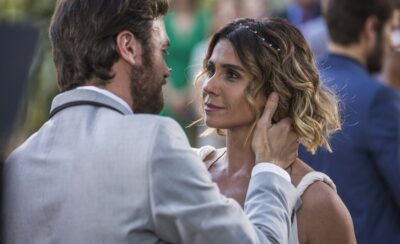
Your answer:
[0,0,327,152]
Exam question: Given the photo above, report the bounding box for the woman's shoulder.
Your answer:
[299,179,355,243]
[300,177,338,212]
[294,160,356,243]
[292,159,339,213]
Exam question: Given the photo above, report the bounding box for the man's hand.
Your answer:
[251,92,298,169]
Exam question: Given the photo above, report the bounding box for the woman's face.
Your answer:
[202,39,266,130]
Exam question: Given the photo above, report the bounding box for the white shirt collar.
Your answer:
[76,86,133,114]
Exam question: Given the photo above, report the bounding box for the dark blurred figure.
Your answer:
[299,0,400,243]
[0,23,38,159]
[298,15,329,59]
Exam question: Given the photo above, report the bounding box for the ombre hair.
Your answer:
[195,18,341,154]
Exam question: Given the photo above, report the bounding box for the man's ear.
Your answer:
[115,31,141,66]
[363,16,379,43]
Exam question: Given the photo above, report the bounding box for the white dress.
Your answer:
[194,146,337,244]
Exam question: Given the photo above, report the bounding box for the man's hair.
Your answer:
[49,0,169,92]
[324,0,392,45]
[393,0,400,8]
[195,18,341,154]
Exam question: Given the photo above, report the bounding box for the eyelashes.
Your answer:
[205,63,241,81]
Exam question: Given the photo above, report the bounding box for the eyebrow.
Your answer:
[222,64,245,72]
[208,60,245,73]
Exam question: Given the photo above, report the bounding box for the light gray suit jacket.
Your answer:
[3,89,297,244]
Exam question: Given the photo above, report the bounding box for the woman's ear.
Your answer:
[115,31,142,66]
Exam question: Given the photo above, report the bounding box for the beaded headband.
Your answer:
[238,22,281,52]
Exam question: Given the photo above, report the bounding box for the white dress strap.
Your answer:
[289,171,337,244]
[192,145,216,161]
[296,171,337,198]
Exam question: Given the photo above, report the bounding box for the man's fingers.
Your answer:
[259,92,279,127]
[277,117,292,131]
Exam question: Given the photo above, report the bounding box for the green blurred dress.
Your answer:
[162,10,211,145]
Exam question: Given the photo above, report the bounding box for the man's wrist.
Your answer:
[252,163,291,182]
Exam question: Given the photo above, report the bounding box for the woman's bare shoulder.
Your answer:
[296,161,356,244]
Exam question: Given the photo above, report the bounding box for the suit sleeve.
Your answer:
[147,118,297,244]
[367,87,400,206]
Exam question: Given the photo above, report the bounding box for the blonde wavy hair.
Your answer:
[194,17,341,154]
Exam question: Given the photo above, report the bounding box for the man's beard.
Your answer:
[366,30,384,74]
[130,62,165,114]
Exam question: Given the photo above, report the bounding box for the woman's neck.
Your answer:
[225,128,255,175]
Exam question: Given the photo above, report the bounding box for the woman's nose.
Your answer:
[202,76,219,96]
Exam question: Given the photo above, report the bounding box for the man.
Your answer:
[3,0,299,243]
[300,0,400,243]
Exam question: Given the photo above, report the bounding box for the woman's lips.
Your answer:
[204,103,225,111]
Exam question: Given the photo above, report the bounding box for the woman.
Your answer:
[195,18,356,244]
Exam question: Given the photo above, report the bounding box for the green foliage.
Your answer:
[0,0,56,22]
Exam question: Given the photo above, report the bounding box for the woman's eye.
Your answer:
[206,65,215,77]
[226,70,240,80]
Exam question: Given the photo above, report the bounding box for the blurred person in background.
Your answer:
[298,17,329,59]
[162,0,211,146]
[275,0,321,27]
[275,0,329,59]
[382,0,400,91]
[241,0,270,19]
[299,0,400,243]
[194,17,356,244]
[297,12,329,59]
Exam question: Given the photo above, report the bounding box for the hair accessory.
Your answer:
[238,23,281,52]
